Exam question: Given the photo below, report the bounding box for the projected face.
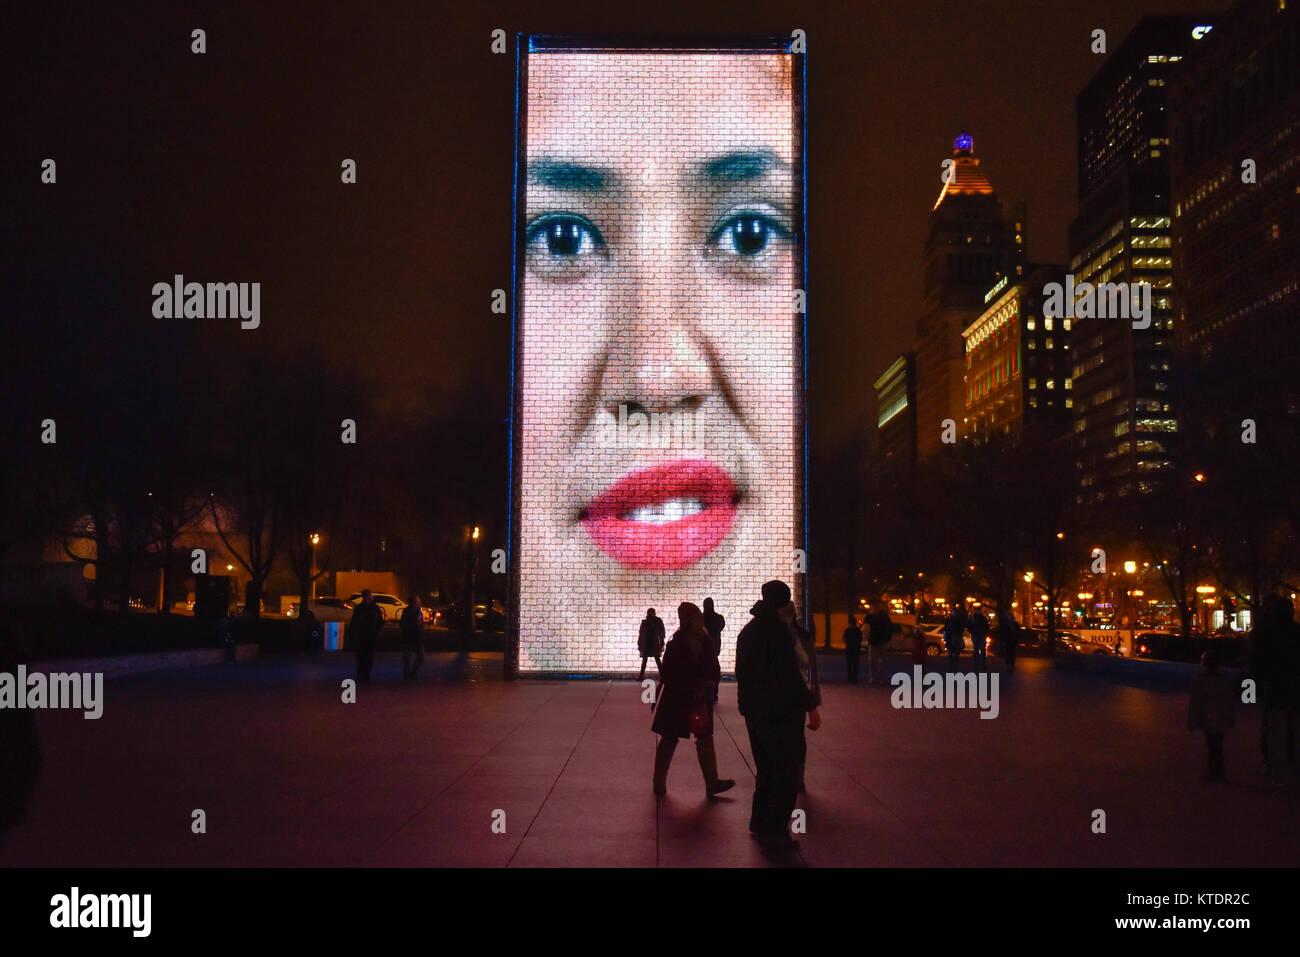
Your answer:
[516,49,802,672]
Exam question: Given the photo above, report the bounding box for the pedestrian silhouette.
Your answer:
[969,604,990,670]
[1249,595,1300,784]
[638,608,665,682]
[786,602,819,793]
[943,602,968,670]
[349,589,385,684]
[842,615,863,684]
[736,580,820,857]
[0,623,42,848]
[865,600,892,685]
[702,597,725,659]
[1187,648,1236,781]
[996,604,1020,672]
[400,594,425,680]
[651,602,735,798]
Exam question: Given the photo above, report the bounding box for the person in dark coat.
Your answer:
[736,580,820,853]
[638,608,666,681]
[969,605,990,669]
[1188,648,1236,781]
[651,602,735,797]
[943,603,968,669]
[865,600,892,685]
[349,589,385,684]
[0,623,42,848]
[996,604,1020,672]
[842,615,863,684]
[399,595,425,681]
[1250,595,1300,784]
[786,604,819,793]
[702,597,725,658]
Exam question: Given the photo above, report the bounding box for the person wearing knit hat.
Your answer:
[650,602,735,798]
[735,580,820,855]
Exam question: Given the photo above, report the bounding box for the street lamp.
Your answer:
[309,533,321,602]
[464,525,481,639]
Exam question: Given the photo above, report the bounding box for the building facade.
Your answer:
[1070,16,1216,504]
[1169,0,1300,430]
[873,353,917,484]
[962,264,1072,444]
[915,133,1025,459]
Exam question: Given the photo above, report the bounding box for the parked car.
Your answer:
[345,592,407,622]
[431,600,505,631]
[1061,631,1112,654]
[290,596,354,622]
[888,622,976,656]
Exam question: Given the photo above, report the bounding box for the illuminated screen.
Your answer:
[511,39,805,674]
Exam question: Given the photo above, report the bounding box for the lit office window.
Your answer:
[1029,378,1037,390]
[1046,379,1055,390]
[1044,317,1053,331]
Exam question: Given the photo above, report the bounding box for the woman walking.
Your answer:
[652,602,736,797]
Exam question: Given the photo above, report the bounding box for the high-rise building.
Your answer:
[1070,16,1216,504]
[961,265,1072,445]
[873,353,917,484]
[915,133,1025,459]
[1169,0,1299,429]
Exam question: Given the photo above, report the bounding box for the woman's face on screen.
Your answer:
[519,52,799,669]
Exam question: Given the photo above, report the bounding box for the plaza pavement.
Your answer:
[2,651,1297,868]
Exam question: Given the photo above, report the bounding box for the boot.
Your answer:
[653,737,675,796]
[696,735,735,796]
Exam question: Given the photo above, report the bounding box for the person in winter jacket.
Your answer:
[736,580,820,852]
[1188,648,1237,781]
[638,608,666,681]
[651,602,735,798]
[943,603,968,669]
[349,589,386,684]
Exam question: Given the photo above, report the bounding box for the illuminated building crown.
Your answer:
[934,129,996,210]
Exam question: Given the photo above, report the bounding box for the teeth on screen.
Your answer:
[626,498,704,524]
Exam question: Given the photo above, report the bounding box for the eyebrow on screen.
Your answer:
[528,160,609,191]
[700,150,791,182]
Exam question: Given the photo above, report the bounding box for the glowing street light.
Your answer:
[1123,560,1137,574]
[309,533,321,602]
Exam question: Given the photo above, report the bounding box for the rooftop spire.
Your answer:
[934,130,995,210]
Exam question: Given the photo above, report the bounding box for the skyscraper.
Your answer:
[1069,15,1216,505]
[1169,0,1299,432]
[914,133,1024,459]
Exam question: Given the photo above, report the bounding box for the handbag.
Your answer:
[688,697,710,736]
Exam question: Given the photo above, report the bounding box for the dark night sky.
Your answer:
[7,0,1218,455]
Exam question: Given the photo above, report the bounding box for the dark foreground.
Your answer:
[2,653,1296,867]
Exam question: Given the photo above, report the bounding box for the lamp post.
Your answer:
[309,533,320,603]
[464,525,480,639]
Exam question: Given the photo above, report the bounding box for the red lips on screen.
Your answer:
[580,459,739,570]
